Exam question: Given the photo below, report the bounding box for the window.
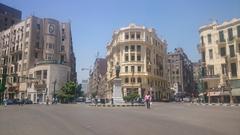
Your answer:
[130,45,135,51]
[237,25,240,37]
[125,66,128,73]
[136,32,140,40]
[228,28,233,41]
[125,78,129,83]
[131,55,135,61]
[60,55,64,63]
[207,34,212,44]
[229,45,235,57]
[25,42,28,48]
[36,42,40,48]
[221,64,226,75]
[36,71,42,79]
[24,52,28,59]
[130,32,135,39]
[125,54,129,61]
[201,36,204,44]
[43,70,47,79]
[35,53,38,58]
[238,44,240,52]
[131,66,134,73]
[137,55,141,61]
[26,31,30,37]
[202,52,205,62]
[208,65,214,75]
[137,77,142,83]
[131,77,135,83]
[61,46,65,52]
[209,49,213,59]
[219,31,225,42]
[48,43,53,49]
[137,45,141,52]
[125,33,129,40]
[231,63,237,77]
[37,24,40,30]
[137,66,141,72]
[19,54,22,60]
[125,46,128,52]
[220,47,226,56]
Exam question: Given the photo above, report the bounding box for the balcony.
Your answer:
[197,43,205,52]
[216,40,226,46]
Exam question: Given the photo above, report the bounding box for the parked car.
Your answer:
[85,98,92,103]
[7,99,14,105]
[23,99,33,104]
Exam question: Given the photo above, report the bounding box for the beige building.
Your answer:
[106,24,169,101]
[0,16,76,103]
[87,58,107,100]
[198,18,240,103]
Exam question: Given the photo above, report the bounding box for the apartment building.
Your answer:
[0,3,21,31]
[106,24,169,101]
[198,18,240,103]
[168,48,194,96]
[0,16,76,103]
[87,58,107,99]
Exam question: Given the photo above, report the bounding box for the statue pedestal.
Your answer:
[112,78,125,104]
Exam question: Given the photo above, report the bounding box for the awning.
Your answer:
[232,88,240,96]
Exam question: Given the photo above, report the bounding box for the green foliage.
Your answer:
[76,84,84,97]
[123,93,140,102]
[57,81,77,103]
[0,83,6,93]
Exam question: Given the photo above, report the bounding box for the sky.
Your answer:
[1,0,240,83]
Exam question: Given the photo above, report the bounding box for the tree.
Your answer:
[57,81,77,103]
[123,93,140,102]
[76,84,84,97]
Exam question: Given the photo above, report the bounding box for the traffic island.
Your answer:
[89,104,145,107]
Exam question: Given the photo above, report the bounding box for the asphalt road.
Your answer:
[0,103,240,135]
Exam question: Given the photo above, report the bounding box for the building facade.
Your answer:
[198,18,240,103]
[87,58,107,99]
[106,24,169,101]
[0,16,76,103]
[167,48,194,97]
[0,3,21,31]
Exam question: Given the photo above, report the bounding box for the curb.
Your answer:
[89,104,145,107]
[191,103,240,107]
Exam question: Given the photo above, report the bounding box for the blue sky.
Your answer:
[1,0,240,82]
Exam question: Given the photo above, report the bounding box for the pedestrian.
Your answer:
[3,98,7,107]
[144,92,152,109]
[46,96,49,106]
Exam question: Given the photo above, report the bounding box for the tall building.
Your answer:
[106,24,169,101]
[87,58,107,99]
[0,3,21,31]
[192,61,201,95]
[198,18,240,103]
[0,16,76,103]
[167,48,194,96]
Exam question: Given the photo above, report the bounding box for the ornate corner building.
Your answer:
[0,16,77,103]
[198,18,240,103]
[106,24,170,101]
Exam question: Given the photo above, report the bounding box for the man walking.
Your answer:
[144,92,152,109]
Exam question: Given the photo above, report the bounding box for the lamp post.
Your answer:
[53,80,56,104]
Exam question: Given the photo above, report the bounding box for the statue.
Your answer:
[115,62,120,78]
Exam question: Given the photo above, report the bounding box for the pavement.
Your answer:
[0,103,240,135]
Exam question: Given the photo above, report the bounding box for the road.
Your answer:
[0,103,240,135]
